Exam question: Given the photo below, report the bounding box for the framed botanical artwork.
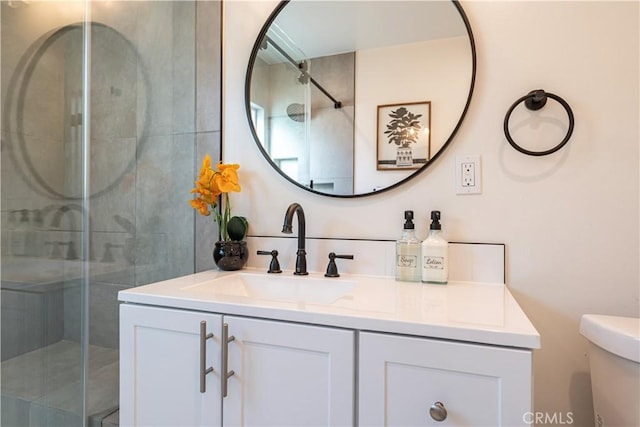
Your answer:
[376,101,431,170]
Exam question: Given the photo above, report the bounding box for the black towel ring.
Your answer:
[503,89,575,156]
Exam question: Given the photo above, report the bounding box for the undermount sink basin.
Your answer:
[183,272,357,305]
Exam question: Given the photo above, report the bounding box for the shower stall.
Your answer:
[250,25,355,195]
[1,1,221,426]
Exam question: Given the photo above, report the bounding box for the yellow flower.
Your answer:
[190,197,211,216]
[190,155,246,241]
[214,162,241,193]
[196,179,220,201]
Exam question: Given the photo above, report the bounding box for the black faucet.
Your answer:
[282,203,308,275]
[50,203,94,260]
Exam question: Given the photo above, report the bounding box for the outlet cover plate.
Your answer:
[455,155,482,194]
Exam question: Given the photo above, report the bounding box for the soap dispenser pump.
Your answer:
[395,210,421,282]
[421,210,449,284]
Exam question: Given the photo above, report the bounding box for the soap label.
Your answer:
[397,254,418,268]
[424,256,444,270]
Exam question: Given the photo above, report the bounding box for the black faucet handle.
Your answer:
[45,241,63,259]
[102,243,115,263]
[325,252,354,278]
[65,241,79,260]
[257,250,282,274]
[101,243,124,263]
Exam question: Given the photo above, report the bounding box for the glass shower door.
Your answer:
[1,1,201,426]
[2,2,90,426]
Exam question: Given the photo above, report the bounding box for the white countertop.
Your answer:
[118,268,540,349]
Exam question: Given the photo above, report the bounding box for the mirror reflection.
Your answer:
[4,23,148,199]
[247,0,475,197]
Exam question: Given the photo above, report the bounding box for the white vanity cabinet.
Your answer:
[118,269,540,427]
[223,315,354,426]
[358,332,532,427]
[119,304,223,427]
[119,304,354,427]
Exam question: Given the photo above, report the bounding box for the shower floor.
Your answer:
[1,340,119,427]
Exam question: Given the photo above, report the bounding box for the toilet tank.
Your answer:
[580,314,640,427]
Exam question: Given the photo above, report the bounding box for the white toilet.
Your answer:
[580,314,640,427]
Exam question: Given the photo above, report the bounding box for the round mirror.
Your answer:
[246,0,476,198]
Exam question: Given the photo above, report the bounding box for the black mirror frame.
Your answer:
[244,0,477,198]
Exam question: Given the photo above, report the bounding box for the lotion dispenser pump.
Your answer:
[421,210,449,284]
[395,210,422,282]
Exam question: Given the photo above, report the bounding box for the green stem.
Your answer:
[221,193,231,241]
[212,202,222,241]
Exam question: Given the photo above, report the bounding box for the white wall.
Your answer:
[223,1,639,425]
[354,36,471,193]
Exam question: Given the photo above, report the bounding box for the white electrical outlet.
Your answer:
[455,155,482,194]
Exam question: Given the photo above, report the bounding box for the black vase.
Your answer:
[213,240,249,271]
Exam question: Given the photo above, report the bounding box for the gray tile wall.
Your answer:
[1,285,64,361]
[1,0,222,353]
[84,0,223,349]
[195,0,223,272]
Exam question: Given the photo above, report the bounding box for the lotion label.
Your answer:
[424,256,444,269]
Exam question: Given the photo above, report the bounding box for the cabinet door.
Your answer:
[223,316,354,426]
[120,304,222,427]
[359,332,532,427]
